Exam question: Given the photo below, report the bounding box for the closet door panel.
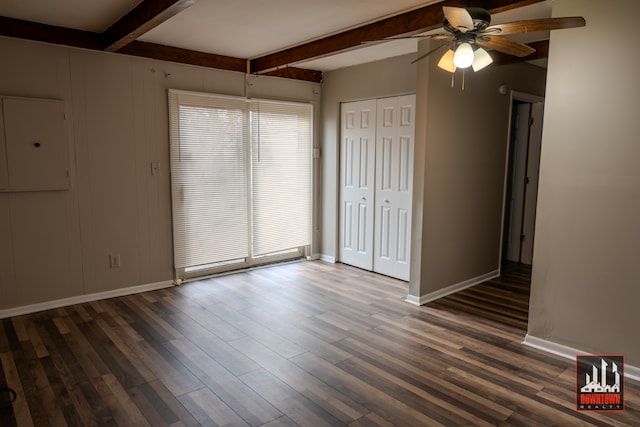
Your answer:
[339,100,375,270]
[374,95,415,281]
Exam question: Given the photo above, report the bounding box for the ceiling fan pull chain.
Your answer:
[462,68,466,91]
[451,71,455,89]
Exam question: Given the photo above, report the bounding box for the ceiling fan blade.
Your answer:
[443,6,474,32]
[486,17,585,35]
[384,33,452,41]
[476,35,536,57]
[430,34,455,41]
[411,43,449,64]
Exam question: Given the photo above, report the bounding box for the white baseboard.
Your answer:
[319,254,336,263]
[524,334,640,381]
[406,269,500,306]
[0,280,174,319]
[405,294,422,306]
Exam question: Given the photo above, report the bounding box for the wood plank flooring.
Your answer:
[1,261,638,426]
[429,262,532,331]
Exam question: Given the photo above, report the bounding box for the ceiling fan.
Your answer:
[410,6,586,74]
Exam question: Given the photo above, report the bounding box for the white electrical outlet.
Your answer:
[109,254,121,268]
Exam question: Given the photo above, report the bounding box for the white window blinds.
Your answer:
[169,93,249,270]
[169,90,313,276]
[251,100,313,256]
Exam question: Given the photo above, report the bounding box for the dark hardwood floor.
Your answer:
[429,262,531,331]
[0,261,638,426]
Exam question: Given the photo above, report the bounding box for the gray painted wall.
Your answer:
[411,39,546,298]
[529,0,640,365]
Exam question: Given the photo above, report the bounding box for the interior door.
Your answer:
[520,101,543,264]
[503,99,543,265]
[505,102,530,262]
[339,99,376,270]
[373,95,415,281]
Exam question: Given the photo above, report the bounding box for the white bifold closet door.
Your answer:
[339,95,415,281]
[339,99,376,271]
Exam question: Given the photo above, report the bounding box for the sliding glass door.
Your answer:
[169,90,312,279]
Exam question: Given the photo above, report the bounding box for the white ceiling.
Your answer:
[0,0,553,72]
[139,0,442,58]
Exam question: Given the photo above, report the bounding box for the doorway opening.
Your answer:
[502,91,544,266]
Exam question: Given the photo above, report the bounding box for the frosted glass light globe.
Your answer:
[453,42,474,69]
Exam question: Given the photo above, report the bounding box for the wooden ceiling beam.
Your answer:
[118,41,247,72]
[250,0,543,73]
[0,16,101,50]
[260,67,323,83]
[476,0,545,14]
[102,0,197,52]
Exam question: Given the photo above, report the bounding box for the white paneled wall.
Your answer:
[0,37,319,313]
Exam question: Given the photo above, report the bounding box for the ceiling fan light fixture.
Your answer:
[437,49,456,73]
[472,47,493,72]
[453,42,474,68]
